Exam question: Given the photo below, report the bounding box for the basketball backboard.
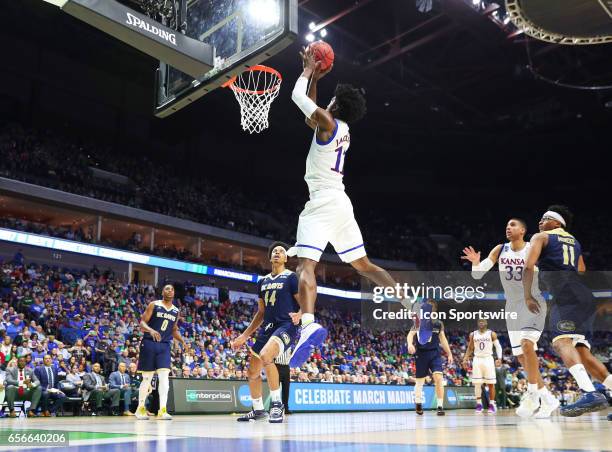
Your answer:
[154,0,298,118]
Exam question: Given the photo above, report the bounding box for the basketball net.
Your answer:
[223,65,282,134]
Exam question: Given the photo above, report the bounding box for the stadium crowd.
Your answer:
[0,122,478,269]
[0,255,609,417]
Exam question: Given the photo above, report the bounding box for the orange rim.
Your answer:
[222,65,282,95]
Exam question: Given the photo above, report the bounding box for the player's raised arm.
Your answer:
[304,60,333,130]
[140,301,161,342]
[524,233,547,314]
[292,48,336,134]
[461,244,502,280]
[231,299,265,350]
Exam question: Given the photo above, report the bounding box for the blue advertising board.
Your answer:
[288,382,435,412]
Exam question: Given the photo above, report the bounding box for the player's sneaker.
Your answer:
[475,403,483,414]
[289,322,328,368]
[415,403,423,415]
[594,382,612,406]
[157,407,172,420]
[488,403,497,414]
[516,392,539,418]
[135,406,149,420]
[237,409,267,422]
[269,401,284,423]
[534,394,560,419]
[436,407,445,416]
[560,391,608,417]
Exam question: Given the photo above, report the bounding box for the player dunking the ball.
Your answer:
[231,243,301,423]
[462,218,559,418]
[136,284,186,420]
[288,47,399,367]
[407,300,453,416]
[462,319,503,414]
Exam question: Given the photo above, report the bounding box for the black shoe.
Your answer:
[237,409,267,422]
[416,403,423,415]
[269,401,284,423]
[437,407,445,416]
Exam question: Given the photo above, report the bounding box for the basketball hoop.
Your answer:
[223,65,282,134]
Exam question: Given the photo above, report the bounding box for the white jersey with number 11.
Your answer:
[304,119,350,194]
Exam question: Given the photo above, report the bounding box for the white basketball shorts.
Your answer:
[294,189,366,263]
[472,356,496,384]
[505,297,546,356]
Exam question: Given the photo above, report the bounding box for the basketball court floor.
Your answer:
[1,410,610,452]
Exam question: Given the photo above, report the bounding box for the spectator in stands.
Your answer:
[109,362,134,416]
[5,356,42,417]
[35,354,66,416]
[82,362,120,415]
[65,365,84,396]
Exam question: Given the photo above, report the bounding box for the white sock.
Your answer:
[415,380,424,404]
[270,388,282,403]
[158,370,170,410]
[437,400,443,409]
[528,383,538,393]
[569,364,596,392]
[252,397,264,411]
[603,374,612,390]
[138,372,153,407]
[301,313,315,325]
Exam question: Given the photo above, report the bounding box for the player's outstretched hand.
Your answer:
[461,246,481,265]
[289,311,302,325]
[525,296,540,314]
[312,63,333,81]
[408,344,416,355]
[151,330,162,342]
[447,354,454,365]
[300,46,318,74]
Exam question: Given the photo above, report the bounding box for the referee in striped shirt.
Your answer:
[275,347,292,413]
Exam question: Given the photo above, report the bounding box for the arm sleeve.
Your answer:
[291,76,318,119]
[471,258,494,280]
[494,339,503,359]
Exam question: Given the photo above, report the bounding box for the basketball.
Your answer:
[309,40,334,71]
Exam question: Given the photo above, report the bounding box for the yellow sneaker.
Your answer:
[135,406,149,420]
[157,407,172,420]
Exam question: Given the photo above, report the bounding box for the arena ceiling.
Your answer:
[2,0,611,209]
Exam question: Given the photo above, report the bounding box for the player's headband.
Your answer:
[542,211,566,226]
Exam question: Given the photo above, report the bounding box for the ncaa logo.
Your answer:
[557,320,576,333]
[238,385,253,407]
[446,389,457,407]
